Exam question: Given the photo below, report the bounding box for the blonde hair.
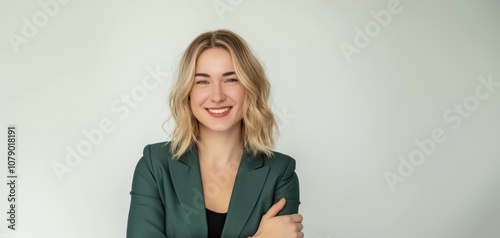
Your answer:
[167,29,277,159]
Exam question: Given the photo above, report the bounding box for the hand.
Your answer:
[252,198,304,238]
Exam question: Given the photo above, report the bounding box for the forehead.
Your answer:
[195,48,234,72]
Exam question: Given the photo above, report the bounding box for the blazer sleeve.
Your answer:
[126,145,167,238]
[274,156,301,216]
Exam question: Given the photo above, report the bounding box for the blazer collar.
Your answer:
[169,144,270,237]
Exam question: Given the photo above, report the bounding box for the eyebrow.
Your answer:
[194,71,236,77]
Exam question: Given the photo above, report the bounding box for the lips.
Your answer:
[206,106,232,114]
[205,106,232,118]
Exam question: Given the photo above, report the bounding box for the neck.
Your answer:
[197,122,243,167]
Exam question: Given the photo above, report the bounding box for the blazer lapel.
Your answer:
[170,145,270,237]
[221,150,269,237]
[169,146,208,237]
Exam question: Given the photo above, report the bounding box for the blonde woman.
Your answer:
[126,29,303,238]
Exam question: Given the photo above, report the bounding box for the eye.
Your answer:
[195,80,208,85]
[225,78,238,83]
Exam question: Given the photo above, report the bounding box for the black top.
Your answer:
[206,208,227,238]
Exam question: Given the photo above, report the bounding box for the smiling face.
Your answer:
[189,47,245,134]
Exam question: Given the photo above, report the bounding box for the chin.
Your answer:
[200,121,241,133]
[204,125,235,132]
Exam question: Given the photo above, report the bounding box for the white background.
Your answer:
[1,0,500,237]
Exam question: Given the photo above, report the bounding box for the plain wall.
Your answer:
[1,0,499,237]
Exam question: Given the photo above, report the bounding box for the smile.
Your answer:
[206,107,231,114]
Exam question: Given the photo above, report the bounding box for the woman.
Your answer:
[126,29,303,238]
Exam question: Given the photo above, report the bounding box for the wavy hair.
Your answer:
[167,29,277,159]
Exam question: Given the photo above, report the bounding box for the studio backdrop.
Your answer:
[1,0,500,237]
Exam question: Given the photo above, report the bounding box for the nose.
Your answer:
[210,83,226,102]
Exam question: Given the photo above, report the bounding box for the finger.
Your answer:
[296,223,303,232]
[290,213,303,223]
[263,197,286,219]
[298,231,304,238]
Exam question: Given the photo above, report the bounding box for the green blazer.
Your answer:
[126,141,301,238]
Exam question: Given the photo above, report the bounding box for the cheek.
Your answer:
[189,89,203,105]
[238,91,246,105]
[189,98,195,110]
[229,87,245,104]
[189,92,200,113]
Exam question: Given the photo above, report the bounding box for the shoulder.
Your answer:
[261,150,297,177]
[264,150,296,165]
[134,141,173,172]
[143,141,172,159]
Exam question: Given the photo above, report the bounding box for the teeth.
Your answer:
[208,107,230,114]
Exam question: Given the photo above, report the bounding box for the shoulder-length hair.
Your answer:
[168,29,277,159]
